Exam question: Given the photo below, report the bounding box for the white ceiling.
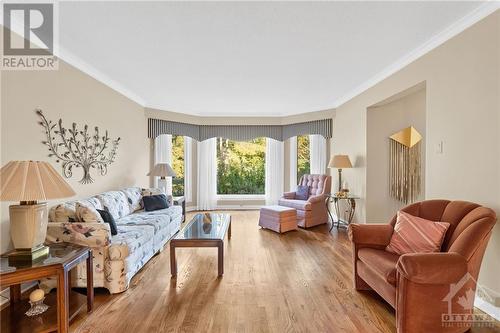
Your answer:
[57,1,490,117]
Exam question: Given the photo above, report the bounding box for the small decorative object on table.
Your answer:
[26,288,49,317]
[326,193,359,231]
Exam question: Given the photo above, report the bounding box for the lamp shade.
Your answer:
[147,163,176,178]
[328,155,352,169]
[0,161,75,202]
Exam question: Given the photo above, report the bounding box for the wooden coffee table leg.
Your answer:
[57,269,70,333]
[86,250,94,312]
[228,220,231,239]
[217,241,224,276]
[170,242,177,276]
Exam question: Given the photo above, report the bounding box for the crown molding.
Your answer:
[332,2,500,109]
[56,45,146,107]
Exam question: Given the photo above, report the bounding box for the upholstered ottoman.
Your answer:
[259,205,297,233]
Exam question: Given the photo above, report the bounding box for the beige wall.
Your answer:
[366,85,426,223]
[1,59,149,253]
[333,11,499,296]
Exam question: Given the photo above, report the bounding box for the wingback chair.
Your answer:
[349,200,497,333]
[279,174,331,228]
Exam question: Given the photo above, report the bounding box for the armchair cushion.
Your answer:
[278,198,311,211]
[358,248,399,285]
[386,211,450,255]
[397,252,467,284]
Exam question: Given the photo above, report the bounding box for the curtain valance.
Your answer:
[148,118,332,142]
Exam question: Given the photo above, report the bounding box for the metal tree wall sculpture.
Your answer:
[37,109,120,184]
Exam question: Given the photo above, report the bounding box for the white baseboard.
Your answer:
[475,295,500,321]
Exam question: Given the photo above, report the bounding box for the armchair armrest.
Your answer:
[307,194,326,204]
[397,252,467,284]
[282,191,296,199]
[46,222,112,248]
[348,223,393,246]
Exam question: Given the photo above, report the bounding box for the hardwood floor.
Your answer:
[71,211,499,333]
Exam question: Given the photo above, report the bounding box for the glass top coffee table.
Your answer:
[170,213,231,277]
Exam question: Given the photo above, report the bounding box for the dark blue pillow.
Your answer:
[295,185,310,200]
[97,209,118,236]
[143,194,169,212]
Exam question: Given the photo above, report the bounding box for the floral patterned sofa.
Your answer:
[42,187,182,294]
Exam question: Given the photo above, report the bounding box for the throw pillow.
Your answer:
[143,194,169,211]
[385,211,450,255]
[295,185,310,200]
[75,202,104,223]
[96,209,118,236]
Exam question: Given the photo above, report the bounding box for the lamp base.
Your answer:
[4,245,49,266]
[9,202,48,250]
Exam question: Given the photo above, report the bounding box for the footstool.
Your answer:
[259,205,297,233]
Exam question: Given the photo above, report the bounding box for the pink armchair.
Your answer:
[279,174,331,228]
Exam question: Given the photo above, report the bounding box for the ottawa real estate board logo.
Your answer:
[2,2,58,70]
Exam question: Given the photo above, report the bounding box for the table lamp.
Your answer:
[147,163,176,194]
[328,155,352,192]
[0,161,75,259]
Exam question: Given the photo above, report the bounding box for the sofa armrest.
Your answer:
[282,191,296,199]
[166,194,173,206]
[308,194,326,204]
[46,222,112,248]
[397,252,467,284]
[348,223,393,246]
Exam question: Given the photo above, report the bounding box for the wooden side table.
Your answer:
[0,243,93,333]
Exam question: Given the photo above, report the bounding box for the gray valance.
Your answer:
[148,118,332,141]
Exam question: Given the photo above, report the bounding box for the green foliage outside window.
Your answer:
[217,138,265,195]
[297,135,310,184]
[172,135,184,196]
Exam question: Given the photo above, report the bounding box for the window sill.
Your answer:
[216,194,265,201]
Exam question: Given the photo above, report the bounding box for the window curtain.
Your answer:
[265,138,284,205]
[197,138,217,210]
[288,136,298,191]
[309,134,327,175]
[154,134,172,194]
[183,136,192,203]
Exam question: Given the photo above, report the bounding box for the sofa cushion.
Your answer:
[108,225,155,261]
[97,191,132,220]
[121,187,143,212]
[386,211,450,255]
[49,196,103,222]
[76,202,104,223]
[357,248,399,285]
[116,210,171,232]
[278,198,311,211]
